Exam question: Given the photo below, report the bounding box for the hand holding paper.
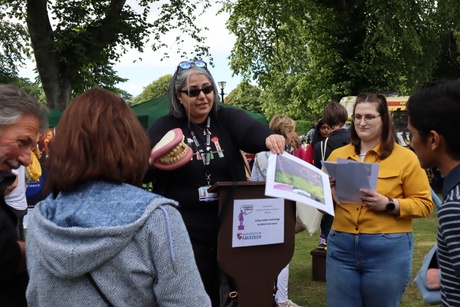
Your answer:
[321,158,379,204]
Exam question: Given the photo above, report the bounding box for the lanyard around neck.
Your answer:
[190,117,213,184]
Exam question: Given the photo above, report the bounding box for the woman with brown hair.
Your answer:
[325,93,433,307]
[26,88,211,306]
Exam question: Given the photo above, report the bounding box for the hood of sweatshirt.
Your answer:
[28,181,177,279]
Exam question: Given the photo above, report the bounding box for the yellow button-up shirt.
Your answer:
[328,143,433,234]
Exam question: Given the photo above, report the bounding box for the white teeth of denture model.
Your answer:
[150,128,193,170]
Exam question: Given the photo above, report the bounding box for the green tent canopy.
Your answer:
[131,95,268,129]
[46,96,267,129]
[47,109,63,127]
[130,96,169,129]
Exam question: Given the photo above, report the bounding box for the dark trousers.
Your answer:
[320,213,334,239]
[191,241,239,307]
[8,207,27,241]
[192,241,220,306]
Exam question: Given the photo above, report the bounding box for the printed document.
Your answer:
[264,153,334,216]
[321,158,379,203]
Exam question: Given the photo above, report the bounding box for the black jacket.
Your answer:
[145,107,273,245]
[0,171,28,306]
[313,128,351,169]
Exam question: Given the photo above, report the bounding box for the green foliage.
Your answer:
[430,0,460,79]
[130,74,172,106]
[0,0,212,110]
[16,79,47,105]
[0,20,31,78]
[295,120,311,136]
[224,81,263,114]
[0,68,47,105]
[72,63,131,101]
[225,0,460,118]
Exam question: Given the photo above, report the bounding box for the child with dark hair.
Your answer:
[304,118,331,165]
[313,102,350,249]
[407,79,460,307]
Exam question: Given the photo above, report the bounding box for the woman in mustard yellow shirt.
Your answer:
[325,93,433,307]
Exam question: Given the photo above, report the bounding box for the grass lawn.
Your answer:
[288,206,439,307]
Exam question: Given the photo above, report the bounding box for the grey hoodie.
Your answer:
[26,181,211,306]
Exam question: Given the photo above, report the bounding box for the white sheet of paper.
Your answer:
[232,198,284,248]
[321,158,379,203]
[265,152,334,216]
[321,161,337,179]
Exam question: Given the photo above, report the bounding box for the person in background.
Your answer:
[407,80,460,306]
[5,166,28,241]
[326,93,433,307]
[300,134,306,145]
[42,129,53,158]
[26,148,42,182]
[144,60,285,306]
[430,167,444,194]
[251,115,295,181]
[0,83,47,307]
[306,124,315,145]
[26,88,211,306]
[36,133,47,164]
[313,102,350,249]
[304,118,331,165]
[291,134,306,161]
[251,114,301,307]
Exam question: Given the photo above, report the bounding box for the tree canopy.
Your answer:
[3,0,460,118]
[224,81,264,114]
[0,0,212,110]
[130,74,171,105]
[224,0,460,119]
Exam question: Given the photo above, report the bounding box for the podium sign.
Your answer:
[209,181,296,307]
[232,198,285,248]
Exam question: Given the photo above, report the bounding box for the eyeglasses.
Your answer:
[351,114,381,123]
[177,60,207,70]
[177,85,214,97]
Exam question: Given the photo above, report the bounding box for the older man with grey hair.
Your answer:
[0,83,46,306]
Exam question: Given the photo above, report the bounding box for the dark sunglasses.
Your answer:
[177,60,207,70]
[178,85,214,97]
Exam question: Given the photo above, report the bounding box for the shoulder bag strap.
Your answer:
[86,273,114,307]
[320,137,329,161]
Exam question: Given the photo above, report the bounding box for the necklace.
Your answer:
[189,117,212,166]
[190,121,207,135]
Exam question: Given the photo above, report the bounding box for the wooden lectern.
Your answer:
[209,181,296,307]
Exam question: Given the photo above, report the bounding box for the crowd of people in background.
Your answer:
[1,63,459,307]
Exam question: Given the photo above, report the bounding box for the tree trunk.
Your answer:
[26,0,127,111]
[26,0,67,110]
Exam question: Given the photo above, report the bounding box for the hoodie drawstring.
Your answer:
[159,206,177,272]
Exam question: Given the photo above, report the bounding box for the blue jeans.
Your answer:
[326,230,413,307]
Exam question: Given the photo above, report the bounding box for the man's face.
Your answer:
[407,120,435,169]
[0,114,39,171]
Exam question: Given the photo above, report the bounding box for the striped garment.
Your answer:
[437,164,460,307]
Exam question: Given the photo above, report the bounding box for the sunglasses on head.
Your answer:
[177,85,214,97]
[177,60,207,70]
